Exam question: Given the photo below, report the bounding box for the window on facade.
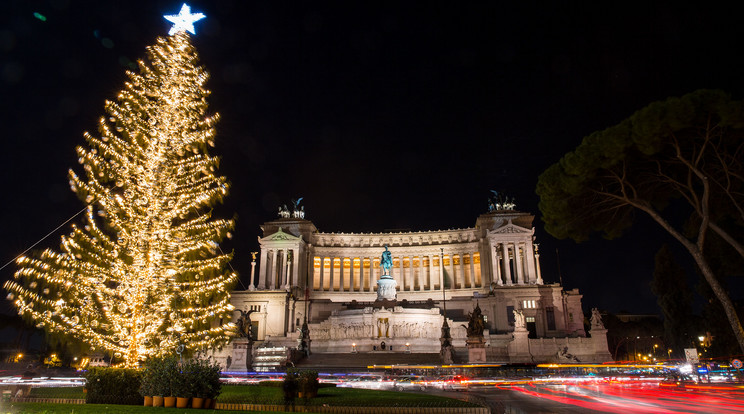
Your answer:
[522,300,536,309]
[546,307,556,330]
[507,305,515,326]
[525,316,535,323]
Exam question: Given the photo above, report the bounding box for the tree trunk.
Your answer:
[640,205,744,353]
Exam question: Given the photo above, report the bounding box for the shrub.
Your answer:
[83,367,142,405]
[298,370,319,397]
[180,357,222,398]
[200,357,223,399]
[141,355,179,397]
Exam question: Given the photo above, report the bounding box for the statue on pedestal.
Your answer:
[466,303,486,338]
[513,309,526,331]
[380,245,393,277]
[590,308,605,330]
[465,303,487,362]
[236,309,256,371]
[376,245,397,300]
[440,318,454,364]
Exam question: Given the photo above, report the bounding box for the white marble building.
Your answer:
[223,207,611,366]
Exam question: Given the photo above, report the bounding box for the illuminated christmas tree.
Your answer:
[4,5,237,367]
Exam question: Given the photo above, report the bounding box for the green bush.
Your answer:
[298,370,319,397]
[140,355,222,399]
[140,354,179,397]
[83,367,143,405]
[181,357,221,398]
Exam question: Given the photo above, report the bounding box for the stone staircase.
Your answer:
[295,352,441,368]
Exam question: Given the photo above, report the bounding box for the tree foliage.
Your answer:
[537,89,744,352]
[4,32,238,367]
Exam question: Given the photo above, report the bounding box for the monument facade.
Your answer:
[218,201,611,367]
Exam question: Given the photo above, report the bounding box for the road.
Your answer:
[458,381,744,414]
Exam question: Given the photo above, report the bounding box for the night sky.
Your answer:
[2,1,744,316]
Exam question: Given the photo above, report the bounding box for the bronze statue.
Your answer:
[466,303,486,338]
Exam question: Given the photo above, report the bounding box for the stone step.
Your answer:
[295,352,441,368]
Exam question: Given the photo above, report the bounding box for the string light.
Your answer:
[4,31,236,368]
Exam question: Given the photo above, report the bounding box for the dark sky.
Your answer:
[2,1,744,316]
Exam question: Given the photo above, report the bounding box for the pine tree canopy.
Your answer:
[4,32,237,367]
[536,89,744,353]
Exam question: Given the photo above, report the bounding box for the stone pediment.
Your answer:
[491,223,532,234]
[260,227,303,243]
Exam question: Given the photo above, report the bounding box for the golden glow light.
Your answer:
[4,32,237,368]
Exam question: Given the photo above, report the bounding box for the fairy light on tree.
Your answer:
[4,4,237,367]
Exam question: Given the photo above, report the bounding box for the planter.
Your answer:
[204,398,214,409]
[153,396,164,407]
[192,397,204,409]
[143,396,153,406]
[164,396,176,408]
[176,397,189,408]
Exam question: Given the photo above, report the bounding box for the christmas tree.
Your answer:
[4,6,237,367]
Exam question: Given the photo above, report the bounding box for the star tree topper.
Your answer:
[164,3,206,35]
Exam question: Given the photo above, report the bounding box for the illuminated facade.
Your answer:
[223,208,611,365]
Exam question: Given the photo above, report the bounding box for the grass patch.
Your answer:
[13,384,477,410]
[3,402,292,414]
[218,384,478,407]
[27,387,86,399]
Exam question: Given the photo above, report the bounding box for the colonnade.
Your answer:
[490,241,542,285]
[310,252,483,292]
[256,248,300,290]
[253,244,544,291]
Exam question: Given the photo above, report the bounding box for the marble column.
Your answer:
[249,257,256,290]
[318,257,325,291]
[339,257,345,291]
[492,247,502,286]
[514,243,524,285]
[535,248,544,285]
[328,257,335,291]
[292,248,300,288]
[284,249,292,290]
[358,258,364,291]
[470,253,477,287]
[460,253,469,288]
[428,255,434,290]
[450,254,457,289]
[349,257,355,291]
[501,243,512,285]
[419,256,425,290]
[270,249,278,289]
[525,243,536,284]
[259,249,269,289]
